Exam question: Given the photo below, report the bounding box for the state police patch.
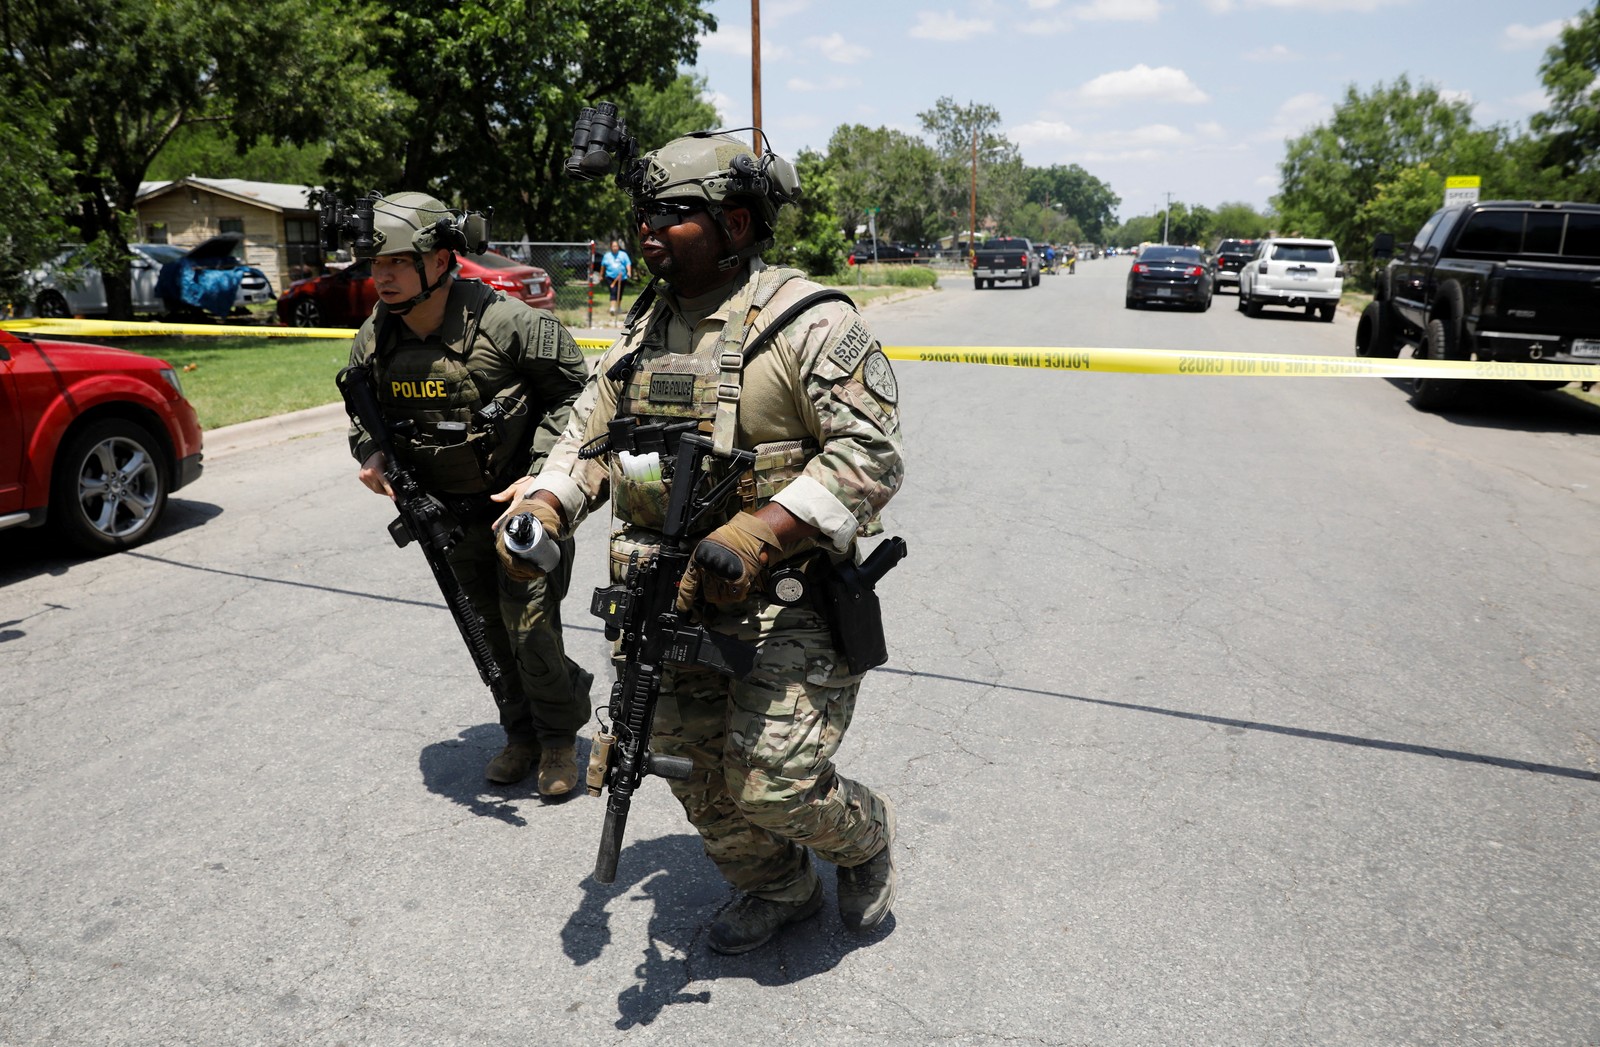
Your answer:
[535,316,561,360]
[861,350,898,404]
[827,318,874,372]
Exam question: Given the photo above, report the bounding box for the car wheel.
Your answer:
[51,418,171,554]
[292,298,324,327]
[1318,304,1336,323]
[1243,293,1262,317]
[35,290,70,318]
[1125,296,1139,309]
[1236,287,1248,312]
[1355,301,1399,358]
[1410,318,1466,412]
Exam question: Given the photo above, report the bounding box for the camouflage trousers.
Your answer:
[444,524,591,745]
[650,601,891,903]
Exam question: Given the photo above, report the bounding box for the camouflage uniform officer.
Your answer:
[503,136,905,952]
[346,191,593,794]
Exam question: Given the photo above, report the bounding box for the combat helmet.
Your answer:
[356,191,469,259]
[637,134,801,265]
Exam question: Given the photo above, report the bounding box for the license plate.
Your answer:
[1291,272,1310,281]
[1157,287,1172,296]
[1573,339,1600,358]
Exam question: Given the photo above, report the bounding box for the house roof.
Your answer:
[137,176,320,213]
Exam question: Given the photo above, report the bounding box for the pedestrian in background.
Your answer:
[602,238,632,318]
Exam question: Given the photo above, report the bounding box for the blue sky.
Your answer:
[683,0,1589,219]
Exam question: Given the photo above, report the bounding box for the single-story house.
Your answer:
[134,176,324,291]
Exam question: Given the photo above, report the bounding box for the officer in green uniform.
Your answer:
[500,137,905,952]
[345,191,593,794]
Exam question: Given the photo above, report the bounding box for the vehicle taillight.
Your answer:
[1020,254,1028,266]
[1132,263,1148,274]
[1484,273,1503,318]
[1334,264,1345,278]
[1187,266,1203,277]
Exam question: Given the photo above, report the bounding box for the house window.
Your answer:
[284,217,324,277]
[146,222,169,244]
[220,217,245,235]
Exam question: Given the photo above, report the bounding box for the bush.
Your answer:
[820,264,940,288]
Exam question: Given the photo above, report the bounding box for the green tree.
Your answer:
[1530,1,1600,198]
[319,0,716,243]
[148,125,330,185]
[1028,164,1120,242]
[0,0,389,317]
[0,87,78,310]
[1275,75,1504,280]
[917,97,1023,236]
[771,148,849,276]
[824,125,942,244]
[1208,202,1273,240]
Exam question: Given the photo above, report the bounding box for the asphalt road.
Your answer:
[4,260,1599,1046]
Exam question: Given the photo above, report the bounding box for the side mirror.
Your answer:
[1371,232,1395,260]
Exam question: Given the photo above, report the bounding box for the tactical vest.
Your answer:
[610,267,821,534]
[366,281,533,495]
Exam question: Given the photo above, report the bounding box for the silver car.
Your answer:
[27,234,273,317]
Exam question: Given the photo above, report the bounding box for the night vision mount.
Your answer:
[319,190,491,256]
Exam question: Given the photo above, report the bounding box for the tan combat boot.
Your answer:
[485,739,539,784]
[837,797,896,932]
[538,741,580,797]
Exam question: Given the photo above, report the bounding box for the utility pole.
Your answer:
[1163,191,1173,245]
[969,127,977,258]
[751,0,763,153]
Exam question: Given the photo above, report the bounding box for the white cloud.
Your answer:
[1502,19,1575,49]
[702,90,737,126]
[1009,120,1079,150]
[1210,0,1402,9]
[1068,64,1209,106]
[1194,121,1227,140]
[1026,0,1061,8]
[1091,124,1192,149]
[786,75,862,93]
[909,10,995,41]
[1438,88,1474,107]
[1022,15,1074,34]
[1244,43,1300,62]
[1262,91,1330,138]
[807,32,870,64]
[1072,0,1162,21]
[699,27,789,61]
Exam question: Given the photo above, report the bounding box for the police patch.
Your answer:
[535,316,561,360]
[649,372,696,404]
[827,318,874,372]
[861,350,898,404]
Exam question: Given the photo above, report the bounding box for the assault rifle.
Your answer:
[585,419,760,884]
[336,364,520,713]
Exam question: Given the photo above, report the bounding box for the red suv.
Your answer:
[276,252,558,328]
[1,327,203,553]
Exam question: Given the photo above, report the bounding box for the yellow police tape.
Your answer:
[7,316,1595,383]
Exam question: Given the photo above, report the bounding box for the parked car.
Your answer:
[1125,245,1214,310]
[550,246,599,280]
[848,240,920,264]
[1209,238,1258,292]
[276,251,557,328]
[0,326,203,553]
[1238,237,1343,321]
[27,235,272,319]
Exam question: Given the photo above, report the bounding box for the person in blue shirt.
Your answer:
[602,238,633,317]
[1044,243,1056,274]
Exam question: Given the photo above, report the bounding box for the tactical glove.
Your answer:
[496,500,564,582]
[676,512,782,610]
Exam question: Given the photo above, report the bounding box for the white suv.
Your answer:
[1238,237,1343,322]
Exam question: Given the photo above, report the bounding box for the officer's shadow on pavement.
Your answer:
[418,724,590,826]
[561,834,895,1029]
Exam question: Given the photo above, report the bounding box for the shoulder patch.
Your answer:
[535,315,561,360]
[827,317,875,372]
[861,350,899,404]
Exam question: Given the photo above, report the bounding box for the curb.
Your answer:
[203,401,347,460]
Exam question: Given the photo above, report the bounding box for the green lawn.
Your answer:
[88,279,938,430]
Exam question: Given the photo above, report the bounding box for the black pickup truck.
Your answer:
[971,237,1040,289]
[1357,199,1600,410]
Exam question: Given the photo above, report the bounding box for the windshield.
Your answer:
[1141,247,1201,263]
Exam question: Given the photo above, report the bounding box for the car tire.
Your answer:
[1125,296,1139,309]
[1243,294,1262,317]
[1318,304,1336,323]
[51,418,171,554]
[1355,301,1399,358]
[1410,318,1466,412]
[292,298,324,327]
[35,290,70,318]
[1236,287,1248,312]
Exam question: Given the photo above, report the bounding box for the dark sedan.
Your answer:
[1125,245,1213,311]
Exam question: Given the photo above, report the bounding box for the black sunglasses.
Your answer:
[633,199,707,231]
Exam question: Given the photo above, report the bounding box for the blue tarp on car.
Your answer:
[155,260,248,316]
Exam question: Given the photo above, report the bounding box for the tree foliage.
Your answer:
[1028,165,1119,242]
[319,0,716,244]
[0,0,388,316]
[824,125,942,244]
[1531,1,1600,197]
